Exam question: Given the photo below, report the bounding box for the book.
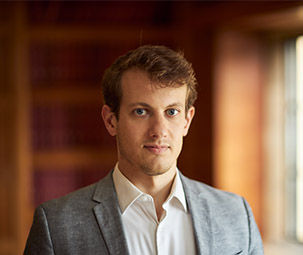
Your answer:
[32,103,115,150]
[34,166,110,206]
[30,43,107,85]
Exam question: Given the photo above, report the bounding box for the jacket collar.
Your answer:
[92,171,130,255]
[92,170,214,255]
[180,173,214,255]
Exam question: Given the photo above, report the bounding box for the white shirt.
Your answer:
[112,165,196,255]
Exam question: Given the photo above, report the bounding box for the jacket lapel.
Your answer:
[92,170,215,255]
[92,172,129,255]
[180,174,214,255]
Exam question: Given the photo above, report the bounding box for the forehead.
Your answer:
[121,68,153,90]
[120,69,187,106]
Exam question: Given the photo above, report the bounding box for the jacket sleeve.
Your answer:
[242,198,264,255]
[24,206,55,255]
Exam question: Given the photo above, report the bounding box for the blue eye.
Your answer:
[134,108,147,116]
[166,109,179,116]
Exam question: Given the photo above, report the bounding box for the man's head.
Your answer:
[101,45,197,118]
[101,45,197,179]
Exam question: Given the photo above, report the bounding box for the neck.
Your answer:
[137,171,176,195]
[118,163,177,220]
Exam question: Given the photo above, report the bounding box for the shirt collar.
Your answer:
[112,163,188,214]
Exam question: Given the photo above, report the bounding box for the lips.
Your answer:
[144,144,169,154]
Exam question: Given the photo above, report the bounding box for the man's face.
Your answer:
[103,69,195,178]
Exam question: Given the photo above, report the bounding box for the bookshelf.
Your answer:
[0,3,26,255]
[0,6,12,255]
[0,2,183,254]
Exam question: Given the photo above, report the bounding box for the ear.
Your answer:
[101,105,118,136]
[183,106,195,137]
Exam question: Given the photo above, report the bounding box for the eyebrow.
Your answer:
[128,102,150,108]
[128,102,184,108]
[166,102,184,108]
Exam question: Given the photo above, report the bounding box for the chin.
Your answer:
[141,163,174,176]
[144,170,166,177]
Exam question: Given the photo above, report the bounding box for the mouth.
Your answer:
[143,144,169,154]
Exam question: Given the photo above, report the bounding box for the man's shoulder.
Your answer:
[40,182,98,213]
[181,174,244,206]
[180,175,263,254]
[181,175,252,227]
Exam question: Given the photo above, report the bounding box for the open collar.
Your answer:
[112,164,188,214]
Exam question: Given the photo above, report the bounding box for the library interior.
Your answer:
[1,1,303,254]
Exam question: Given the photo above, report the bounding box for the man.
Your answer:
[24,45,263,255]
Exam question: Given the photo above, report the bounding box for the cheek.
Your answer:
[118,120,143,143]
[170,124,186,142]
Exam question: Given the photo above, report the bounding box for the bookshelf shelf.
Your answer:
[32,87,102,104]
[34,148,116,168]
[29,25,176,43]
[1,2,189,253]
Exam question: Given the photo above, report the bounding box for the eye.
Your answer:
[134,108,147,116]
[166,108,179,116]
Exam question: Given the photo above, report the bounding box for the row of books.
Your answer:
[33,166,111,206]
[27,2,171,26]
[30,43,115,84]
[32,104,115,150]
[29,41,179,86]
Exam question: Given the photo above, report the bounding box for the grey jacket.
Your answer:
[24,171,263,255]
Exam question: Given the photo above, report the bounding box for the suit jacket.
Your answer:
[24,171,263,255]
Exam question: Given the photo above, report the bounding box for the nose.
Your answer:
[148,113,168,139]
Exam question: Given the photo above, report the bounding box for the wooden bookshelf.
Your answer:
[34,148,116,169]
[0,3,19,255]
[2,1,279,253]
[29,24,177,43]
[32,87,102,104]
[0,2,185,253]
[2,2,303,254]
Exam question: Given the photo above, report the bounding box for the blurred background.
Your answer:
[1,1,303,254]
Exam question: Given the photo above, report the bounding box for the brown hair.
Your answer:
[101,45,197,117]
